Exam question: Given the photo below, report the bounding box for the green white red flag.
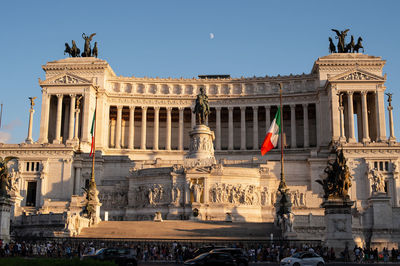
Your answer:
[261,107,281,156]
[89,109,96,157]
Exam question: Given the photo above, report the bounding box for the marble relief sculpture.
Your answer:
[171,184,182,204]
[99,190,128,208]
[370,169,386,193]
[0,157,17,197]
[190,180,203,203]
[208,183,264,206]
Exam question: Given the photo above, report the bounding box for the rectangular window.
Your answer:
[36,162,40,171]
[31,162,35,171]
[380,162,384,171]
[374,162,378,169]
[26,162,30,171]
[26,181,37,207]
[385,162,389,171]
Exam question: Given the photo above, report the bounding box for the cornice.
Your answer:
[106,73,318,83]
[312,53,386,73]
[106,93,317,107]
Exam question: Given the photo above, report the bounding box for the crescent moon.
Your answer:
[210,33,214,39]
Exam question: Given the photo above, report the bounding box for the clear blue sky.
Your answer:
[0,0,399,143]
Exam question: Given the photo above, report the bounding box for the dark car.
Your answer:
[211,248,248,266]
[184,251,237,265]
[192,246,226,258]
[83,248,137,266]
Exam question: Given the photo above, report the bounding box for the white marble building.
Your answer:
[1,53,399,246]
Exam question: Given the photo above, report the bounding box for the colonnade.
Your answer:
[108,103,316,151]
[38,93,82,144]
[337,90,389,143]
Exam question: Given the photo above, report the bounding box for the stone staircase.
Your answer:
[78,220,280,240]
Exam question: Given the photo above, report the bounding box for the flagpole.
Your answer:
[91,91,98,186]
[278,83,287,191]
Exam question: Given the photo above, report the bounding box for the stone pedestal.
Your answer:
[87,182,102,226]
[0,197,12,244]
[154,211,163,222]
[88,198,102,226]
[167,205,177,220]
[368,193,397,249]
[225,212,232,222]
[321,198,355,255]
[189,203,203,221]
[186,125,215,164]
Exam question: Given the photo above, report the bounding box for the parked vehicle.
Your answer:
[280,251,325,266]
[211,248,248,266]
[192,245,226,258]
[184,251,237,265]
[83,248,137,266]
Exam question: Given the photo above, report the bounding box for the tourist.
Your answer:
[354,245,361,262]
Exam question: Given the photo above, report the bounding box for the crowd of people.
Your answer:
[0,238,400,263]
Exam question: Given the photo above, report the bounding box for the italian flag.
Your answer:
[89,109,96,157]
[261,107,281,156]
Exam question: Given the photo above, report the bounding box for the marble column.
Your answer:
[216,107,221,150]
[67,94,76,141]
[73,108,80,141]
[166,107,172,150]
[253,106,259,149]
[128,106,135,149]
[303,104,309,148]
[25,107,35,144]
[178,107,184,150]
[216,84,221,95]
[347,92,356,143]
[74,167,81,195]
[265,106,271,132]
[38,90,50,144]
[361,91,370,143]
[240,106,246,150]
[276,106,281,149]
[104,104,110,147]
[228,107,234,150]
[81,94,91,144]
[388,105,396,142]
[290,104,296,148]
[339,104,346,143]
[141,106,147,150]
[184,179,191,205]
[375,89,387,142]
[54,94,64,144]
[153,107,160,150]
[115,106,123,149]
[191,107,196,129]
[241,83,245,95]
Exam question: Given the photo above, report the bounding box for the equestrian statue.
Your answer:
[193,87,210,125]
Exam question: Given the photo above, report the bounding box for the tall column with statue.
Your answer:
[387,93,396,144]
[25,97,37,144]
